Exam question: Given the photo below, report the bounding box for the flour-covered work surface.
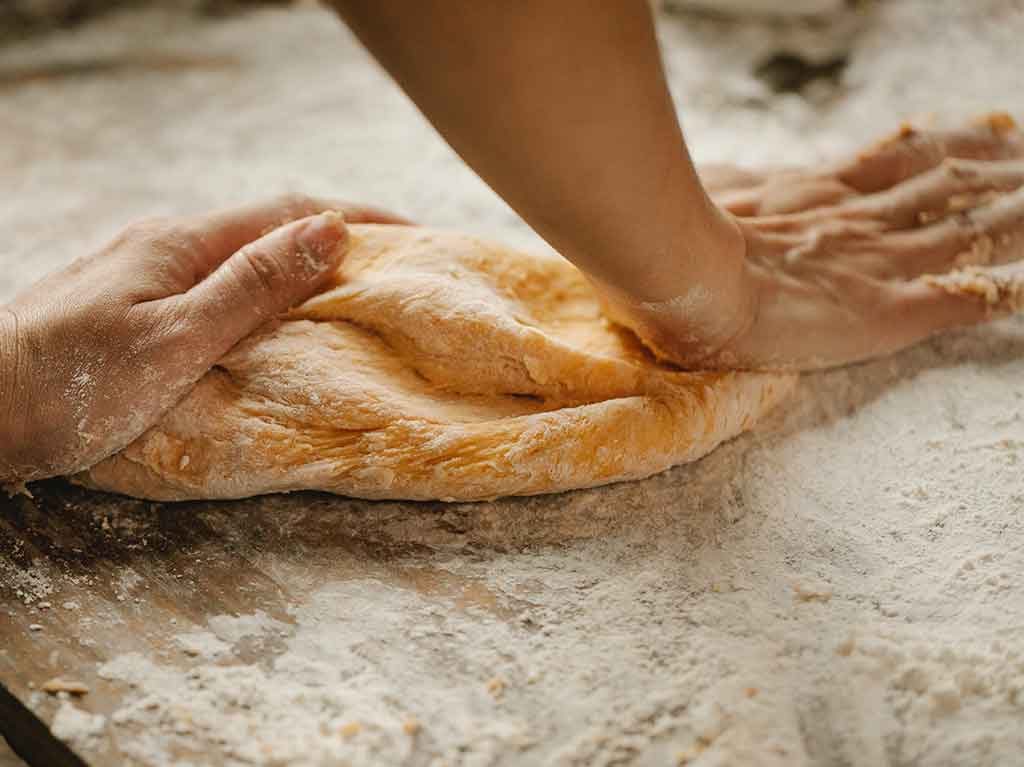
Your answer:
[2,2,1023,766]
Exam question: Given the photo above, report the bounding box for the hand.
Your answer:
[602,115,1024,370]
[0,195,407,485]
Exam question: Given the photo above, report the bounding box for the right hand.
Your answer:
[603,114,1024,370]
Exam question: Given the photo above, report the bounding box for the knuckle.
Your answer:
[816,220,875,246]
[143,298,224,358]
[900,132,945,169]
[272,192,318,219]
[237,246,293,296]
[115,303,190,375]
[169,222,217,262]
[952,209,977,230]
[116,216,180,248]
[134,303,188,350]
[941,158,981,182]
[115,216,218,265]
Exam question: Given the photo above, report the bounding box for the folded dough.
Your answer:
[77,225,796,501]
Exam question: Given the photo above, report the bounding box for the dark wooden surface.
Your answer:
[0,473,669,764]
[1,738,28,767]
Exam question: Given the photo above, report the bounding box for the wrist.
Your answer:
[618,204,753,322]
[589,206,758,367]
[618,201,748,303]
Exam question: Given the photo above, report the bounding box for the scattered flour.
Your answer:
[175,632,231,660]
[0,559,55,606]
[206,610,288,644]
[50,701,107,750]
[96,590,531,766]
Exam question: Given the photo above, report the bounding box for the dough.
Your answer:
[77,225,796,502]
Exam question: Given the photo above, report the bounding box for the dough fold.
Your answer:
[78,225,795,501]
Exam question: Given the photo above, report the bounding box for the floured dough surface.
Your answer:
[78,226,796,501]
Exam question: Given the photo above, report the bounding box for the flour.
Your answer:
[97,590,531,766]
[923,264,1024,312]
[639,284,713,318]
[50,701,106,749]
[206,610,287,644]
[3,1,1024,765]
[0,558,55,606]
[175,632,231,660]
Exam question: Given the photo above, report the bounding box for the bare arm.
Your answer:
[331,0,749,340]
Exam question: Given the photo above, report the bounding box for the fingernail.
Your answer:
[296,211,348,265]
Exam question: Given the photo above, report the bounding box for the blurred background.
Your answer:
[2,0,855,41]
[0,0,287,42]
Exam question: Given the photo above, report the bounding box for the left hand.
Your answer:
[0,195,406,485]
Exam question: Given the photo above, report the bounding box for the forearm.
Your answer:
[330,0,743,302]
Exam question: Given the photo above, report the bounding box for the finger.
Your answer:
[835,113,1023,194]
[177,212,349,357]
[757,177,858,216]
[887,185,1024,276]
[884,262,1024,348]
[847,159,1024,230]
[700,164,766,189]
[701,164,793,217]
[180,194,408,277]
[712,188,765,217]
[338,204,414,226]
[699,164,768,195]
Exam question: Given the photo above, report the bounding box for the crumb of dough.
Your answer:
[930,682,962,715]
[677,735,713,765]
[43,679,91,696]
[793,579,833,602]
[486,676,507,699]
[975,111,1018,136]
[923,266,1024,311]
[338,721,362,738]
[835,637,856,657]
[402,718,421,736]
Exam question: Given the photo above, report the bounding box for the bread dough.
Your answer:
[77,225,796,502]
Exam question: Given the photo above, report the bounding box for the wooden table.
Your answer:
[1,473,666,765]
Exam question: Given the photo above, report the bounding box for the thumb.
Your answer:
[185,211,349,352]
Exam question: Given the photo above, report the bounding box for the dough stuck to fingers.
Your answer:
[76,225,795,502]
[921,263,1024,313]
